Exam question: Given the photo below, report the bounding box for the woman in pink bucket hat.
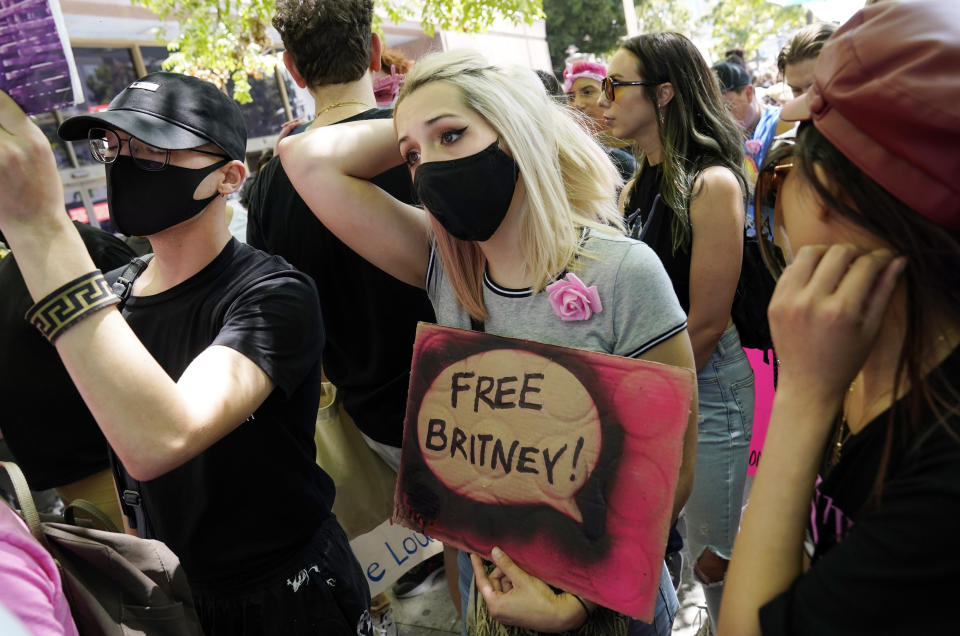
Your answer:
[720,2,960,634]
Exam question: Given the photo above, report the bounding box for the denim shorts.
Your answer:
[685,324,754,563]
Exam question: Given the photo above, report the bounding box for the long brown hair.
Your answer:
[619,32,746,254]
[795,124,960,502]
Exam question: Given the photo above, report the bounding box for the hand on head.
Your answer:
[769,244,906,405]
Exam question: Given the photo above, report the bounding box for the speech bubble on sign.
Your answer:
[395,323,695,621]
[417,349,601,523]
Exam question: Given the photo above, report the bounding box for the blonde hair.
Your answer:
[395,49,624,320]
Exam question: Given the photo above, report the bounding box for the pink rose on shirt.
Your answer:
[745,139,763,156]
[546,273,603,322]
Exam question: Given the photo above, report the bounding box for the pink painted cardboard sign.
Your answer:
[394,323,695,620]
[745,348,776,476]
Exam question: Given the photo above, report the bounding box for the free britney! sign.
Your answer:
[0,0,82,115]
[394,323,694,619]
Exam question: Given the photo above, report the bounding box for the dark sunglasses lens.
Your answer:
[602,78,612,101]
[88,128,119,163]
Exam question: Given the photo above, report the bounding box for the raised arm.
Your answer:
[0,93,305,482]
[687,166,745,370]
[279,117,432,289]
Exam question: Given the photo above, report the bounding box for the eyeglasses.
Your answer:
[754,142,795,280]
[601,77,659,102]
[87,127,227,171]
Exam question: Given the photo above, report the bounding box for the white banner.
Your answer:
[349,518,443,597]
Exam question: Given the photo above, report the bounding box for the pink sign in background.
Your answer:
[745,348,776,476]
[394,323,695,620]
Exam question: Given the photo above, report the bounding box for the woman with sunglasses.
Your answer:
[280,48,699,635]
[562,57,636,184]
[598,32,752,629]
[719,3,960,634]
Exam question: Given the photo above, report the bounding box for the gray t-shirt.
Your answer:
[426,229,687,357]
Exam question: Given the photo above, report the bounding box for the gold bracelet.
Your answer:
[25,270,120,343]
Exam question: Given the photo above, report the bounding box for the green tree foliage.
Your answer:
[703,0,806,60]
[543,0,625,73]
[543,0,693,76]
[635,0,692,35]
[134,0,545,103]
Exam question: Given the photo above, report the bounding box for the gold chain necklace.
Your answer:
[315,100,373,117]
[831,328,958,467]
[831,411,852,466]
[832,380,861,466]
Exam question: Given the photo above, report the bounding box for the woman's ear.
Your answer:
[219,160,247,195]
[657,82,675,109]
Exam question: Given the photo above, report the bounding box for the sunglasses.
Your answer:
[754,141,795,280]
[600,77,659,102]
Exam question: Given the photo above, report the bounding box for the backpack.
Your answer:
[731,233,777,351]
[0,461,204,636]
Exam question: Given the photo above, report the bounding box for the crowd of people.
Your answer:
[0,0,958,635]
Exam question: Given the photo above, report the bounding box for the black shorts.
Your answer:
[192,516,372,636]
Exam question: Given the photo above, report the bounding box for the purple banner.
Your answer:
[0,0,81,115]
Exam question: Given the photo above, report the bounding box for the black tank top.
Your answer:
[625,164,691,313]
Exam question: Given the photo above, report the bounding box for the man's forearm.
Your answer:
[4,212,97,302]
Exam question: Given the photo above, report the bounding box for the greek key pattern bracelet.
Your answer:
[25,270,120,343]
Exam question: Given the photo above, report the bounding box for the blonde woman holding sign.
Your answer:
[280,49,697,635]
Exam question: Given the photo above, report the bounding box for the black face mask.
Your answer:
[413,141,519,242]
[106,155,230,237]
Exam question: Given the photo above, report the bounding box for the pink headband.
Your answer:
[563,61,606,94]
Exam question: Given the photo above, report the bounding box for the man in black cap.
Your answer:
[0,73,372,635]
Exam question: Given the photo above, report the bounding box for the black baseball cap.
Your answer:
[58,72,247,161]
[713,62,751,93]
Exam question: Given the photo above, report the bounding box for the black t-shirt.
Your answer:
[759,346,960,635]
[605,145,636,184]
[247,108,435,448]
[108,239,333,592]
[0,222,134,489]
[624,163,691,312]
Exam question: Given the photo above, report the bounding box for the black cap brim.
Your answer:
[58,108,212,151]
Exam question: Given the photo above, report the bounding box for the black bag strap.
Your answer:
[107,254,155,537]
[111,254,154,310]
[110,448,152,538]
